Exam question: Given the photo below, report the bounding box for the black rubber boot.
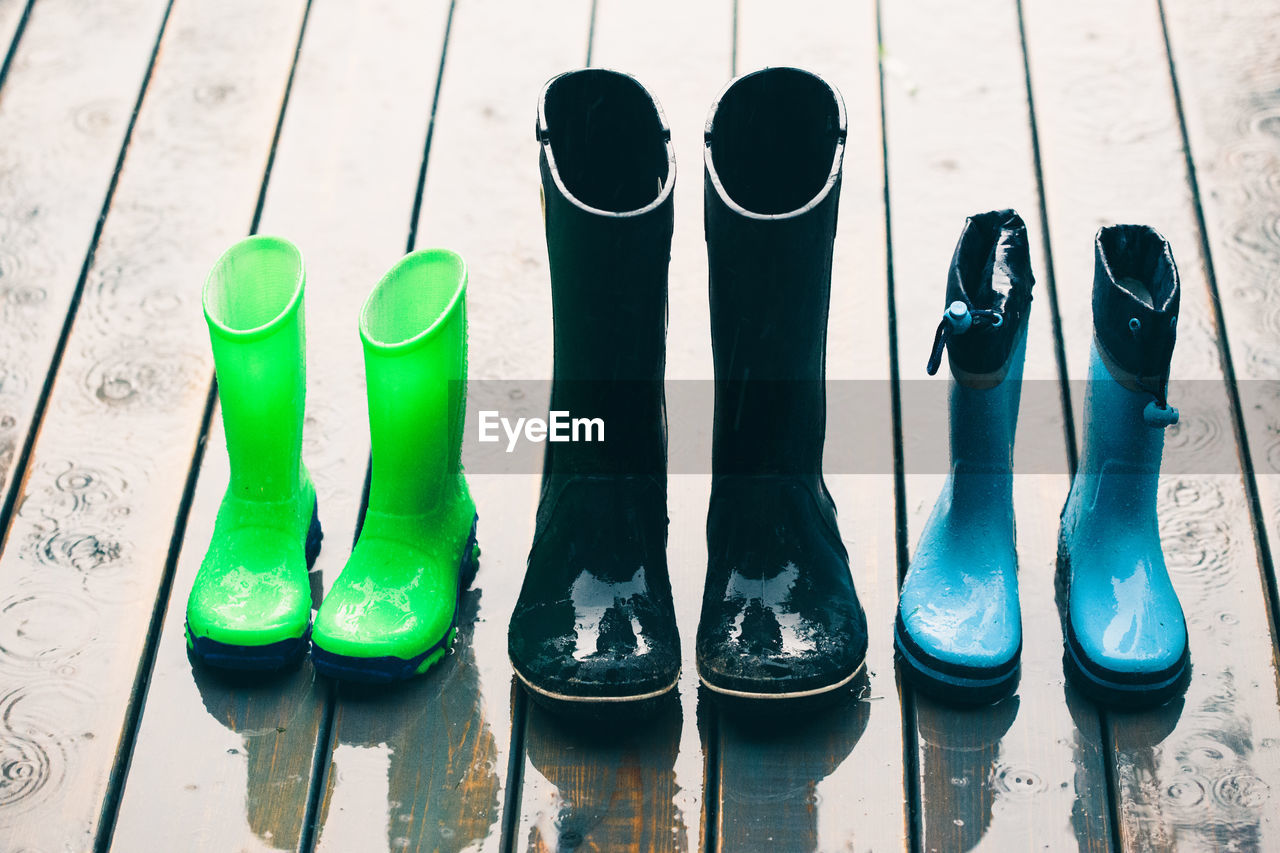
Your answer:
[508,69,681,710]
[696,67,868,701]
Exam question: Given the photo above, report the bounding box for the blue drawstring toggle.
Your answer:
[926,301,1003,375]
[1143,399,1179,428]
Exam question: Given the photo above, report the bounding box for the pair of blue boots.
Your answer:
[895,210,1189,707]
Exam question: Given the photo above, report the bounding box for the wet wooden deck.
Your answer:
[0,0,1278,850]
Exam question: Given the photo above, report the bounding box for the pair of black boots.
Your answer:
[508,67,868,709]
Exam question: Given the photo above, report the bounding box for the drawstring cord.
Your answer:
[1129,316,1179,428]
[926,301,1003,376]
[925,305,1178,428]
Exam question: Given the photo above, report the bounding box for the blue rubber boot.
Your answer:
[895,210,1035,704]
[1058,225,1188,707]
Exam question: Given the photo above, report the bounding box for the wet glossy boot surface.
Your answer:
[508,69,681,708]
[186,236,320,671]
[1058,225,1188,707]
[311,250,478,684]
[697,68,867,701]
[895,210,1034,705]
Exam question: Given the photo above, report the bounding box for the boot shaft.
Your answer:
[1091,224,1180,410]
[704,67,846,477]
[1070,225,1180,519]
[935,210,1034,378]
[947,327,1028,520]
[537,69,673,477]
[933,211,1035,512]
[204,236,307,502]
[360,250,469,515]
[1076,341,1165,512]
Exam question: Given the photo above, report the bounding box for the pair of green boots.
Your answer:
[185,236,477,683]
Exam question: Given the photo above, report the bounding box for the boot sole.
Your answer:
[1063,626,1190,708]
[514,667,682,722]
[697,658,866,702]
[513,666,681,711]
[186,500,324,671]
[311,516,479,685]
[893,620,1020,706]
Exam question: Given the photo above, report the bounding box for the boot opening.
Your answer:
[953,210,1021,309]
[706,68,843,215]
[1097,225,1177,310]
[362,250,466,346]
[541,69,670,214]
[205,236,304,333]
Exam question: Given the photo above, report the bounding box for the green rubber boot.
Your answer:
[311,249,478,683]
[186,235,322,670]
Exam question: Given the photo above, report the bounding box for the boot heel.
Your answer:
[305,500,323,569]
[460,515,480,589]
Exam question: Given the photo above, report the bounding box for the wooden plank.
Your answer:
[309,2,592,851]
[1163,1,1280,644]
[710,2,909,851]
[521,700,687,852]
[107,1,451,850]
[0,0,169,525]
[508,2,728,850]
[0,0,32,80]
[879,0,1115,849]
[1024,1,1280,847]
[0,0,308,847]
[1163,0,1280,652]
